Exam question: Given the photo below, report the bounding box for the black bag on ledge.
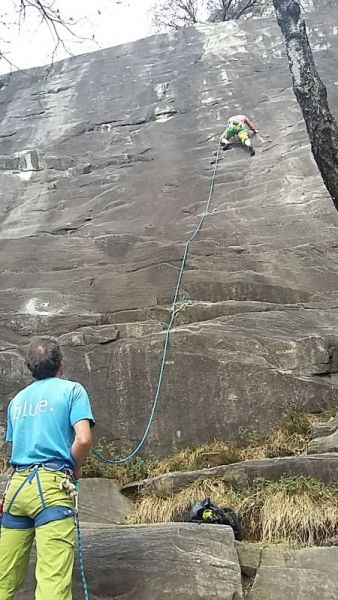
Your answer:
[188,497,244,541]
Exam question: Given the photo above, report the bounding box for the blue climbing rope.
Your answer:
[78,142,222,599]
[74,479,90,600]
[76,513,89,600]
[92,140,222,465]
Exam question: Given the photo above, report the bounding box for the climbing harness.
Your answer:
[0,463,89,599]
[92,140,222,466]
[1,464,76,529]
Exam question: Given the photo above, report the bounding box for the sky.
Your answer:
[0,0,158,75]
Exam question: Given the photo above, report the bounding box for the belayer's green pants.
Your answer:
[0,469,75,600]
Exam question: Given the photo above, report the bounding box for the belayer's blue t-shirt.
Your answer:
[6,377,95,467]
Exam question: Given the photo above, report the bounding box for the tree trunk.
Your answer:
[273,0,338,212]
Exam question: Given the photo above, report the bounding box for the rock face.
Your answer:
[78,478,134,524]
[15,524,338,599]
[15,523,243,599]
[308,411,338,454]
[122,454,338,497]
[246,545,338,599]
[1,12,338,455]
[0,475,133,523]
[0,474,8,495]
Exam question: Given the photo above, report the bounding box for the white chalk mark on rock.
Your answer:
[16,171,34,181]
[85,354,92,373]
[24,298,62,316]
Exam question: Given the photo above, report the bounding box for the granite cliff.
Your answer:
[0,10,338,456]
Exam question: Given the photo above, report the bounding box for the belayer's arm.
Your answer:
[71,419,93,479]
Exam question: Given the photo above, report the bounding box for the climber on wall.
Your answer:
[221,114,259,156]
[0,336,95,600]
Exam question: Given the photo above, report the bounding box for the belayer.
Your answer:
[0,336,95,600]
[221,114,258,156]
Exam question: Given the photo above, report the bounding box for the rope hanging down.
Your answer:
[92,140,222,465]
[76,513,89,600]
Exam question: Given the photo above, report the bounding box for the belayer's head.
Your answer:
[25,336,64,380]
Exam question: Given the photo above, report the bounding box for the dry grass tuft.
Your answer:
[130,475,338,547]
[130,478,239,524]
[0,454,10,475]
[243,476,338,546]
[82,440,153,485]
[83,410,315,484]
[149,441,242,476]
[82,439,243,484]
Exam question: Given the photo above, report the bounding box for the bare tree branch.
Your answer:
[19,0,95,57]
[273,0,338,212]
[0,1,98,75]
[235,0,260,20]
[152,0,201,31]
[0,49,34,77]
[152,0,268,30]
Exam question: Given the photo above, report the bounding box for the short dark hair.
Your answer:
[26,336,63,380]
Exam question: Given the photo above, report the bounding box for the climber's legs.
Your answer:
[238,129,255,156]
[35,517,75,600]
[0,469,76,600]
[221,125,255,155]
[0,527,35,599]
[220,126,237,149]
